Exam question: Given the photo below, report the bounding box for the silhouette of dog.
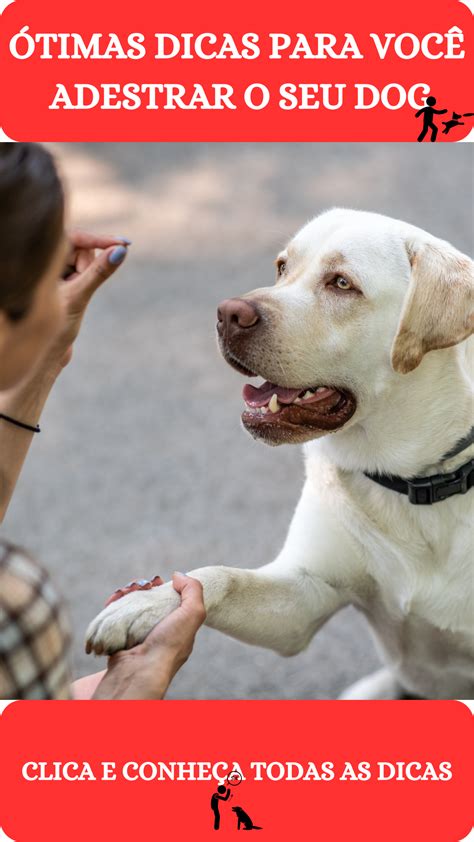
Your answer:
[442,112,465,134]
[232,806,262,830]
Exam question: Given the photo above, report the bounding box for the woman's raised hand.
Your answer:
[50,231,131,369]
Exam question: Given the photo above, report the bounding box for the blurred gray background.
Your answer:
[3,143,473,698]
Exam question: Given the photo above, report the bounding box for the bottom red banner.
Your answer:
[0,700,472,841]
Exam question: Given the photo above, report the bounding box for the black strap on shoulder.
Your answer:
[364,458,474,505]
[441,425,474,461]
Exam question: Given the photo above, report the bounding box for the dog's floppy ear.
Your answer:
[391,238,474,374]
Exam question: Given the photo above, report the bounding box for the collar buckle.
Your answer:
[407,478,435,505]
[407,461,472,505]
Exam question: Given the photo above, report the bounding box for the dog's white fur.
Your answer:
[86,209,474,699]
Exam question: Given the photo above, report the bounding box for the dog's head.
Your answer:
[217,208,473,446]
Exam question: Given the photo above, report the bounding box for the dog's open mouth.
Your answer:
[241,379,357,444]
[220,346,357,444]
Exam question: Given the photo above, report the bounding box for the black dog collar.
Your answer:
[364,426,474,505]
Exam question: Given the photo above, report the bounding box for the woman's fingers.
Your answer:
[63,230,130,280]
[75,248,95,275]
[74,244,129,303]
[108,573,207,676]
[100,573,205,665]
[63,248,95,279]
[172,573,207,626]
[69,230,131,251]
[61,230,132,303]
[104,576,164,607]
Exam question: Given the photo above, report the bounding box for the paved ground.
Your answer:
[4,142,472,698]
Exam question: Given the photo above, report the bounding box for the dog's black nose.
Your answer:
[217,298,260,340]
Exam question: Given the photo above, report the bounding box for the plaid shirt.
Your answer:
[0,541,71,699]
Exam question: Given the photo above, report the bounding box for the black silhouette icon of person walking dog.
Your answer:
[415,95,473,141]
[415,96,447,141]
[210,779,263,831]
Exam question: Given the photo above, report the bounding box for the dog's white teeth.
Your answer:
[316,386,326,393]
[269,394,280,413]
[294,397,301,403]
[247,405,268,415]
[303,390,313,400]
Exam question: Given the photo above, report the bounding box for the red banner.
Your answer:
[1,700,473,841]
[0,0,473,141]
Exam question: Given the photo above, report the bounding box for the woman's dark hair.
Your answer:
[0,143,64,320]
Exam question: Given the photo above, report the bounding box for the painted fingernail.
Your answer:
[108,245,128,265]
[115,236,132,245]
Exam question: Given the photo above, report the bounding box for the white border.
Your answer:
[459,128,474,143]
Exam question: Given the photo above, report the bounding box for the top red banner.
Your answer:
[0,0,473,141]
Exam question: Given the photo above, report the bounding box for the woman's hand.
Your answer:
[74,574,206,700]
[48,231,130,370]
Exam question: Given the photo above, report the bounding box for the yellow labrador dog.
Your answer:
[86,209,474,700]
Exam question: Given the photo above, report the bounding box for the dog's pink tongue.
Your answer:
[243,381,301,407]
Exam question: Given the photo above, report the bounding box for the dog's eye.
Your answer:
[334,276,351,290]
[276,259,286,277]
[325,274,361,294]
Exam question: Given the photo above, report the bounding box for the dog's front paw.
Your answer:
[85,582,180,655]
